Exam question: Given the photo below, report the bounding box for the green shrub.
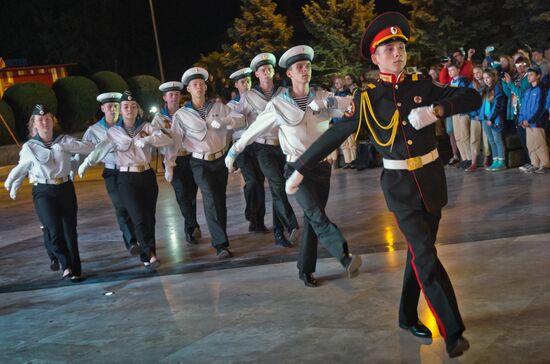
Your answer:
[91,71,129,93]
[52,76,99,133]
[2,83,57,140]
[127,75,162,113]
[0,100,17,145]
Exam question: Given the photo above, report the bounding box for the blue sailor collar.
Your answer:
[116,117,145,130]
[281,87,315,106]
[184,100,213,115]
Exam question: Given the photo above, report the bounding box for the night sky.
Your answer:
[1,0,406,80]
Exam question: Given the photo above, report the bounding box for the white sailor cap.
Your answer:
[250,53,276,71]
[96,92,122,104]
[278,45,314,69]
[181,67,209,86]
[159,81,183,93]
[229,67,253,81]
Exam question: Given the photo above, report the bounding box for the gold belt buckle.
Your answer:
[52,177,64,185]
[136,165,145,172]
[406,156,423,171]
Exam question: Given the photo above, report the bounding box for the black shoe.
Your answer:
[299,272,318,287]
[254,225,270,233]
[274,233,292,248]
[192,227,202,240]
[128,243,139,256]
[50,258,60,271]
[350,161,356,169]
[456,160,471,169]
[216,247,233,259]
[446,335,470,358]
[70,275,83,283]
[343,163,351,169]
[399,321,432,338]
[186,232,199,245]
[340,253,362,278]
[248,223,256,232]
[288,228,300,244]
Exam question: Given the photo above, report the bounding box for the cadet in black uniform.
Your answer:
[286,12,480,358]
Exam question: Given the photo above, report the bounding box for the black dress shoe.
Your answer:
[274,233,292,248]
[70,275,83,283]
[128,243,140,256]
[192,227,202,240]
[299,272,318,287]
[446,335,470,358]
[186,232,199,245]
[50,258,60,271]
[216,247,233,259]
[254,225,270,233]
[399,321,432,338]
[248,223,256,232]
[340,253,362,278]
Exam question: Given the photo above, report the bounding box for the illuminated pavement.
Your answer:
[1,165,549,362]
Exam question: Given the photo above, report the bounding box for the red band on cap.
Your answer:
[370,26,408,54]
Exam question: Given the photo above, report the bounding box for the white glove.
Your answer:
[225,146,239,173]
[164,164,174,183]
[51,143,64,151]
[408,105,439,130]
[4,178,12,192]
[9,185,17,200]
[78,161,89,178]
[135,136,153,148]
[211,120,221,129]
[307,100,320,112]
[285,170,304,195]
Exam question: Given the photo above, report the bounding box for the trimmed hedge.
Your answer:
[2,83,57,140]
[52,76,99,133]
[91,71,128,93]
[0,100,17,145]
[127,75,162,112]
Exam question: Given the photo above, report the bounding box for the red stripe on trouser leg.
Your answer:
[391,212,448,340]
[407,242,448,340]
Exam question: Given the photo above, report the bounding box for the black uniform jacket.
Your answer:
[294,74,481,213]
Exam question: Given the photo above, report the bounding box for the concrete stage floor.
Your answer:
[1,164,549,363]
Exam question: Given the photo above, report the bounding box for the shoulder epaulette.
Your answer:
[365,83,376,89]
[405,72,427,81]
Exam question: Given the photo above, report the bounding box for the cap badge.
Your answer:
[390,27,398,34]
[413,96,422,104]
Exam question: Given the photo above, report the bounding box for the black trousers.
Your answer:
[235,144,266,228]
[254,143,298,234]
[33,181,81,275]
[103,168,137,249]
[285,161,347,274]
[170,155,200,234]
[117,169,159,262]
[394,207,465,341]
[190,156,229,248]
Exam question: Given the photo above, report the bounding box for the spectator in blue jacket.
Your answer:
[480,68,507,171]
[518,67,550,173]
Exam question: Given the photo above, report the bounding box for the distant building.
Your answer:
[0,60,75,97]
